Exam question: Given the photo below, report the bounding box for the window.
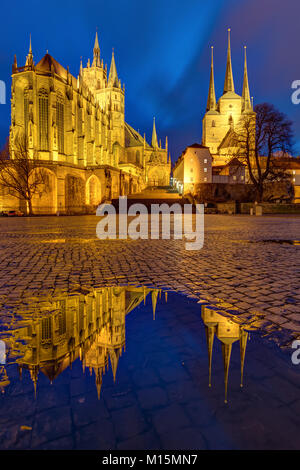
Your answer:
[241,176,244,180]
[56,93,64,154]
[190,168,193,173]
[204,168,207,172]
[42,317,52,341]
[233,175,237,181]
[204,159,207,163]
[212,120,215,127]
[293,170,296,175]
[204,177,207,182]
[38,89,49,150]
[24,89,29,136]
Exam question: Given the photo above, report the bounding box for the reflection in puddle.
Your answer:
[0,287,163,400]
[0,286,248,405]
[202,307,248,403]
[251,240,300,246]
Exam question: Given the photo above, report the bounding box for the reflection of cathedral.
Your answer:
[0,287,249,403]
[2,286,161,399]
[4,33,171,214]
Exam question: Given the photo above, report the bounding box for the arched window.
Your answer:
[56,93,64,154]
[38,88,49,150]
[211,120,216,127]
[228,114,233,126]
[24,88,29,136]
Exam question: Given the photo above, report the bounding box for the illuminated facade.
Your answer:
[202,29,255,166]
[7,33,171,214]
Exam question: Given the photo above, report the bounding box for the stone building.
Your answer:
[4,33,171,214]
[173,143,213,194]
[202,29,255,166]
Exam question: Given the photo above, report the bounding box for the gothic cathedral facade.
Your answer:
[7,33,171,214]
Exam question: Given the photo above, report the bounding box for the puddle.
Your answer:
[0,286,299,450]
[251,240,300,246]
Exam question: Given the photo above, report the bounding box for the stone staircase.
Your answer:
[111,186,192,212]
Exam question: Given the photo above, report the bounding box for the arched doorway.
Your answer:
[86,175,102,206]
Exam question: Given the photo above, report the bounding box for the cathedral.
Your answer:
[7,33,171,214]
[202,29,255,166]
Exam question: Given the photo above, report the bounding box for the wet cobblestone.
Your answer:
[0,214,299,347]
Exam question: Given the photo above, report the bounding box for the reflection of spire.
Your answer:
[216,320,240,403]
[206,46,216,111]
[223,28,234,94]
[240,329,248,387]
[165,291,168,302]
[151,290,159,320]
[221,342,232,404]
[109,349,121,382]
[204,325,215,387]
[95,367,103,400]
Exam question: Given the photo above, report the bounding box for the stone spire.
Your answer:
[242,46,251,111]
[25,34,34,67]
[108,49,119,88]
[223,28,234,94]
[151,117,158,149]
[206,46,216,111]
[93,31,100,67]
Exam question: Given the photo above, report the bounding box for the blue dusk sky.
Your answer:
[0,0,300,160]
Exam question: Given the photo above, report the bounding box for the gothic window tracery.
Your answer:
[56,92,64,153]
[38,88,49,150]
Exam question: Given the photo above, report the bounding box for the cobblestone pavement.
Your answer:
[0,294,299,450]
[0,214,299,347]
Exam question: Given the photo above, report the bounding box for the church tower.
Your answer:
[106,49,125,162]
[202,29,255,166]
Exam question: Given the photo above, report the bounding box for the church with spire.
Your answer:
[7,32,171,214]
[202,29,255,167]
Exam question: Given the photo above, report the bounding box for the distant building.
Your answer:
[202,29,255,166]
[212,157,246,184]
[272,156,300,203]
[173,143,212,194]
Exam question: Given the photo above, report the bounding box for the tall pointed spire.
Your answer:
[242,46,251,111]
[151,117,158,148]
[108,49,119,88]
[206,46,216,111]
[93,30,100,67]
[223,28,234,94]
[25,34,33,67]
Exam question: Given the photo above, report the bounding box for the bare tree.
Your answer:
[0,135,49,215]
[230,103,293,202]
